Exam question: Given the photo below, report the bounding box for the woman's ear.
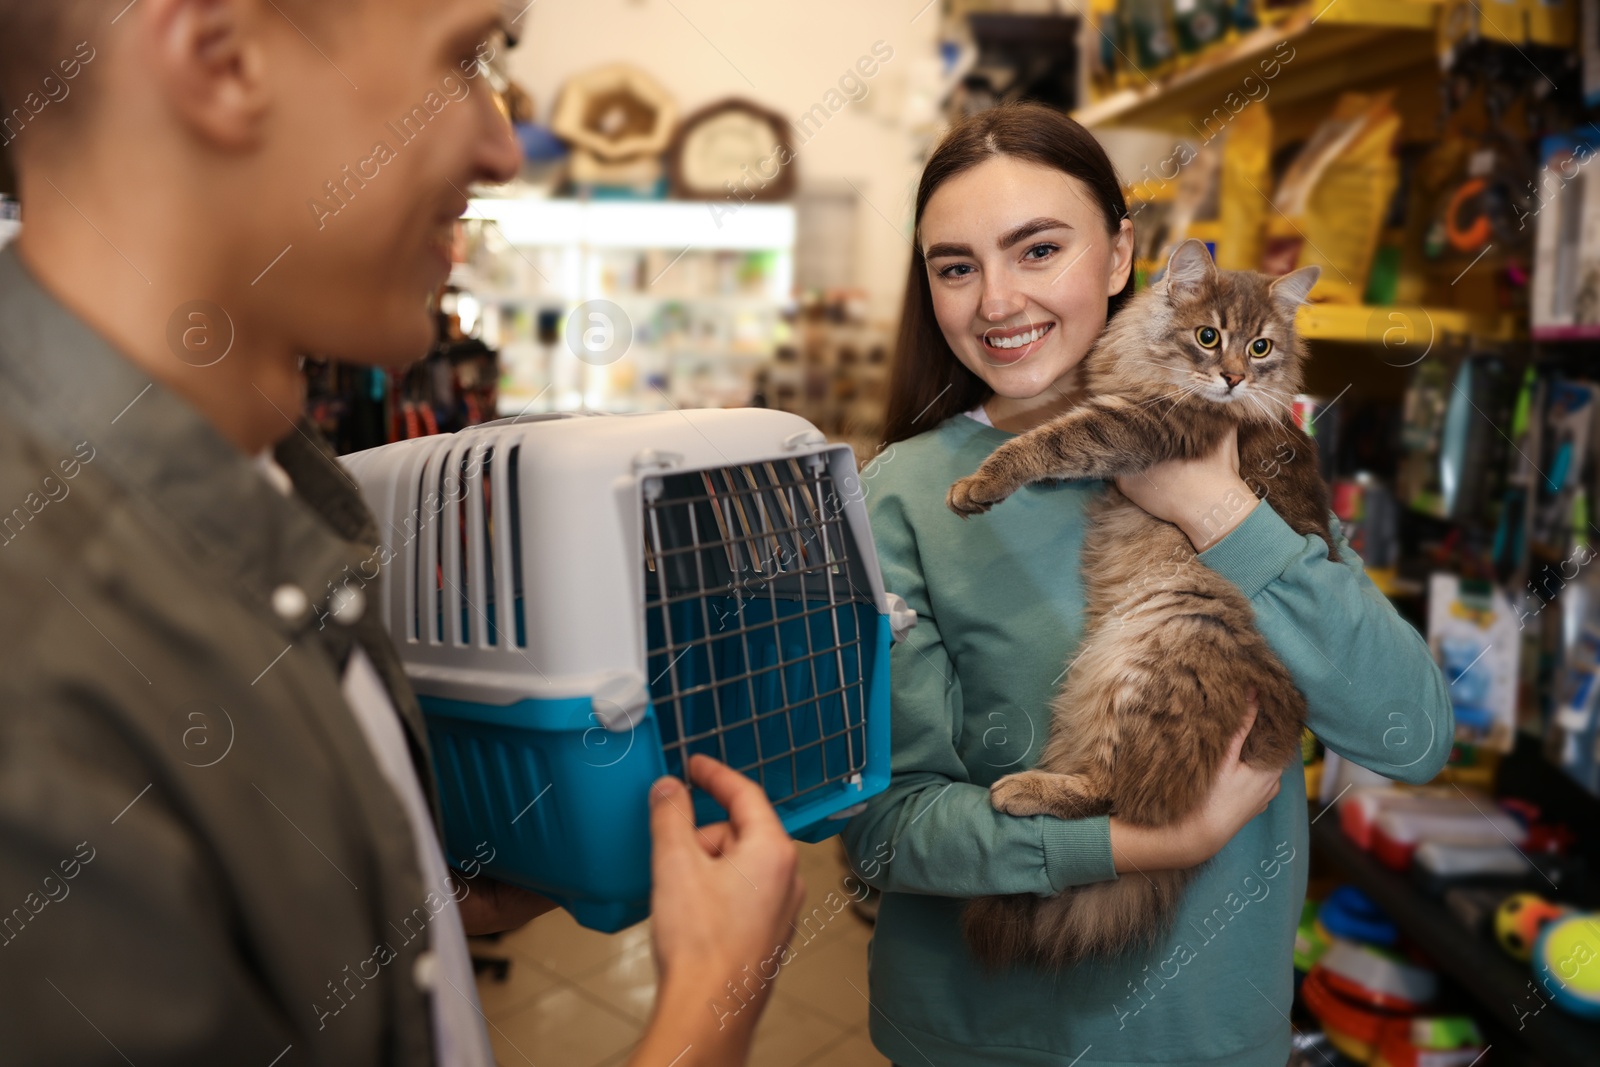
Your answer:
[1105,216,1134,297]
[145,0,271,151]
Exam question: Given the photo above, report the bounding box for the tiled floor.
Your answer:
[472,838,892,1067]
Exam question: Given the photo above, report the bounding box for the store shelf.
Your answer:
[1074,1,1438,130]
[1296,303,1524,344]
[457,195,796,411]
[463,290,785,309]
[464,198,796,251]
[1531,324,1600,342]
[1310,811,1600,1065]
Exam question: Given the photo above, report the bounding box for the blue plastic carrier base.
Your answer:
[420,612,891,933]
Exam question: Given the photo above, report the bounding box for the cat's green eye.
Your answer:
[1249,338,1274,358]
[1195,326,1221,349]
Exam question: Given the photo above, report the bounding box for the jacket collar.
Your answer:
[0,245,366,642]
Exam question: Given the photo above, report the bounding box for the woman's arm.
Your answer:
[1198,500,1454,783]
[1122,428,1454,784]
[841,489,1118,898]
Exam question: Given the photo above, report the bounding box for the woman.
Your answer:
[841,102,1453,1067]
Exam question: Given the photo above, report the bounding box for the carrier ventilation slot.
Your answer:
[508,445,527,648]
[481,446,497,647]
[410,458,428,642]
[404,442,526,650]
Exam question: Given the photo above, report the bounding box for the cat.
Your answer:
[945,239,1335,970]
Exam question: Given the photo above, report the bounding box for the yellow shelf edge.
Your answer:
[1296,303,1522,343]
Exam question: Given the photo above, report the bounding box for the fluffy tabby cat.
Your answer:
[945,239,1335,970]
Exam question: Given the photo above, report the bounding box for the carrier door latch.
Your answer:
[886,592,918,643]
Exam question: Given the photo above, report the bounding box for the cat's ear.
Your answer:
[1269,265,1320,314]
[1163,239,1216,300]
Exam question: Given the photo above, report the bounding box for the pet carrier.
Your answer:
[340,409,904,932]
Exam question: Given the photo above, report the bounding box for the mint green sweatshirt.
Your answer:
[841,413,1453,1067]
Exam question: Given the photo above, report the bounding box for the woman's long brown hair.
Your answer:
[879,103,1135,449]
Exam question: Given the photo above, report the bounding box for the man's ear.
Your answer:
[145,0,270,150]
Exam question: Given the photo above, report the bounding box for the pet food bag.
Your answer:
[1262,91,1401,304]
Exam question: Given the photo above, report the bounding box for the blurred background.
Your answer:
[8,0,1600,1063]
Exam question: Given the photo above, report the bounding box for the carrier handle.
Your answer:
[632,448,684,474]
[782,428,827,451]
[471,412,600,430]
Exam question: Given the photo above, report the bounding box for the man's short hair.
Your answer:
[0,1,99,114]
[0,0,104,170]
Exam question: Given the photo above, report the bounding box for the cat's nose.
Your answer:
[1221,372,1244,389]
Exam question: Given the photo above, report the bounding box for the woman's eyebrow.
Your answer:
[997,217,1073,248]
[923,217,1074,260]
[923,241,972,260]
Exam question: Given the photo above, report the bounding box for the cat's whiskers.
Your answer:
[1245,391,1275,425]
[1112,356,1185,371]
[1135,386,1193,410]
[1245,391,1304,456]
[1247,386,1305,444]
[1112,358,1193,385]
[1250,385,1296,412]
[1136,382,1204,416]
[1248,391,1286,430]
[1156,383,1207,424]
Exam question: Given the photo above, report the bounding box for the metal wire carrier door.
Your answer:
[642,454,877,818]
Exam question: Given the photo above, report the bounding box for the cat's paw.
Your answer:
[990,773,1056,816]
[990,772,1107,819]
[947,475,1002,517]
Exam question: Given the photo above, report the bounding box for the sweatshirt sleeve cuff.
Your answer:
[1197,499,1307,600]
[1042,814,1116,892]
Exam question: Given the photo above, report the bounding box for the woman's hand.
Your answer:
[628,754,806,1067]
[1115,426,1258,551]
[1108,696,1283,872]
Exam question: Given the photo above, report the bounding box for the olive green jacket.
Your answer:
[0,246,447,1065]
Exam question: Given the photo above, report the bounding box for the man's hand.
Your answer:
[627,754,805,1067]
[453,874,558,937]
[1115,426,1259,551]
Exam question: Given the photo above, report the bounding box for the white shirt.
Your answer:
[255,452,492,1066]
[964,402,994,427]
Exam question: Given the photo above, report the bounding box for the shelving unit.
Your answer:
[1075,0,1527,352]
[454,198,796,415]
[1073,1,1439,131]
[1075,5,1600,1051]
[1310,812,1600,1066]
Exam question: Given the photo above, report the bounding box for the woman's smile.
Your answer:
[980,320,1055,364]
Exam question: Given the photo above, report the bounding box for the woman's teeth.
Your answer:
[986,324,1051,349]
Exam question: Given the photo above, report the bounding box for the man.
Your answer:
[0,1,804,1064]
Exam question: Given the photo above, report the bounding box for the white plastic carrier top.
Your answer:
[338,408,890,731]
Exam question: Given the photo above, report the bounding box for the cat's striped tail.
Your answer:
[963,865,1196,970]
